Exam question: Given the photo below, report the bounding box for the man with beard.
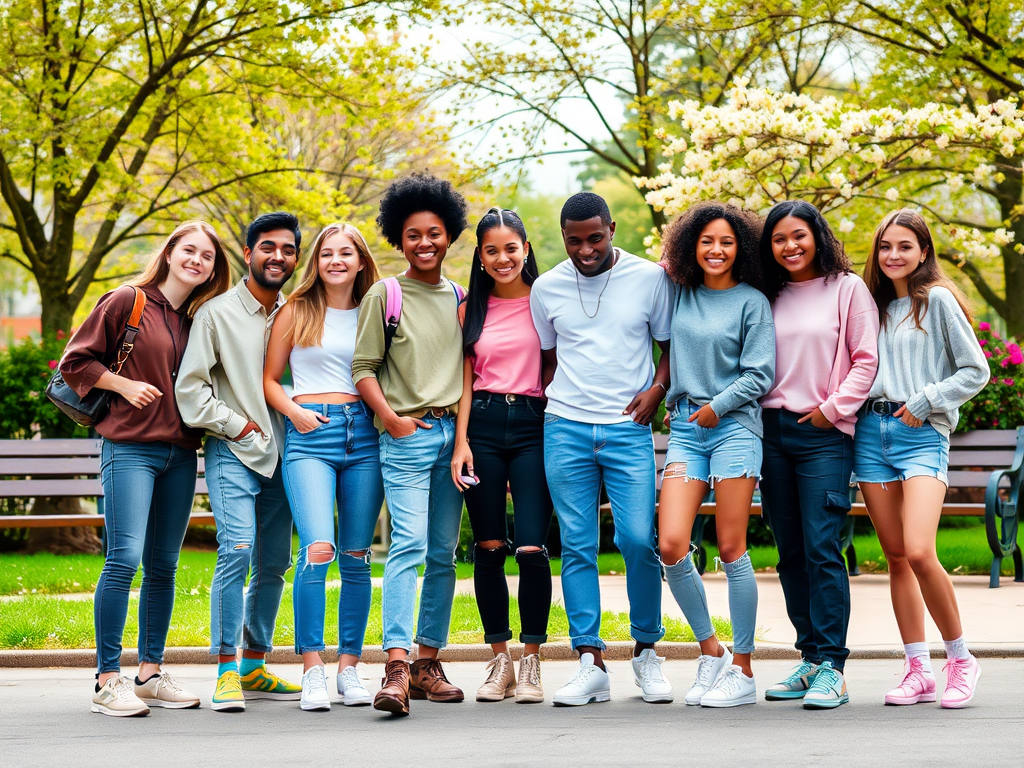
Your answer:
[176,212,302,712]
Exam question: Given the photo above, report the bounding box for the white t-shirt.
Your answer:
[530,250,672,423]
[289,306,359,397]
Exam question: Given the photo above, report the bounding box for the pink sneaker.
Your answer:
[940,655,981,709]
[884,657,936,705]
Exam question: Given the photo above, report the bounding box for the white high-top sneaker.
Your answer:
[552,653,611,706]
[631,649,674,703]
[300,665,331,711]
[684,647,733,705]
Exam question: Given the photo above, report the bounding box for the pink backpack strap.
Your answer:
[383,276,403,325]
[447,279,466,303]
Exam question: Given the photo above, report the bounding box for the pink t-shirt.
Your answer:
[761,272,879,436]
[471,295,544,397]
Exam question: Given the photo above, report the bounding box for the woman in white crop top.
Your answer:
[264,223,383,711]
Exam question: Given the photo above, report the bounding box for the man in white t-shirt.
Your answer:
[530,192,674,706]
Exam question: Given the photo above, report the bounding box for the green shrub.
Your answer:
[957,323,1024,431]
[0,332,86,440]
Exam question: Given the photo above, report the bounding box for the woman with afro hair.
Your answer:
[657,202,775,708]
[351,173,469,716]
[756,200,878,709]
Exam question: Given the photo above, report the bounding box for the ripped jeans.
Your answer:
[205,437,293,657]
[665,405,762,484]
[282,403,384,657]
[464,393,553,644]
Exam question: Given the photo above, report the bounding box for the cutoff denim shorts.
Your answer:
[853,410,950,486]
[665,403,762,484]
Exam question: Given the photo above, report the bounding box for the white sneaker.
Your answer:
[631,649,673,703]
[91,675,150,717]
[552,653,610,706]
[337,666,372,707]
[699,664,756,707]
[134,670,200,709]
[685,647,733,705]
[300,666,331,711]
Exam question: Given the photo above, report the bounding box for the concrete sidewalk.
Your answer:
[2,660,1022,768]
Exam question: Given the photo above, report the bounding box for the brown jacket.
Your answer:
[60,284,203,449]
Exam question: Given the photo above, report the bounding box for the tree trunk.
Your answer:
[37,266,76,336]
[24,498,103,555]
[997,165,1024,339]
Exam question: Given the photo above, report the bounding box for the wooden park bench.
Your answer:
[601,427,1023,588]
[0,439,214,530]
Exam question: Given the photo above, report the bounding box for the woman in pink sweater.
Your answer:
[756,201,879,709]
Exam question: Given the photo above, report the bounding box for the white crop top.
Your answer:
[289,307,359,397]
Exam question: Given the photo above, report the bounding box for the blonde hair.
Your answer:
[130,220,230,317]
[287,223,380,347]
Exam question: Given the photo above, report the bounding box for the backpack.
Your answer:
[382,276,465,356]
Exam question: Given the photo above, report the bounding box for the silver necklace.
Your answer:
[575,251,616,319]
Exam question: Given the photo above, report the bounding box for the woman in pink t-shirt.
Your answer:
[451,207,553,704]
[756,201,879,709]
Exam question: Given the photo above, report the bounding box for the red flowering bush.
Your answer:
[957,323,1024,431]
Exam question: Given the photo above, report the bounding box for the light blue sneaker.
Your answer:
[765,659,819,701]
[802,661,849,709]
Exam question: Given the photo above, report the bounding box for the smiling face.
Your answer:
[562,216,616,276]
[401,211,449,280]
[696,218,738,287]
[877,223,926,288]
[246,228,297,290]
[771,215,820,282]
[479,225,528,287]
[167,230,217,289]
[317,230,363,289]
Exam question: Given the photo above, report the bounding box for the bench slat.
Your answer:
[948,450,1017,467]
[0,439,103,457]
[0,479,208,496]
[948,430,1019,447]
[601,502,987,517]
[0,459,104,475]
[0,512,216,529]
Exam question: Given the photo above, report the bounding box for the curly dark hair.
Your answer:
[661,202,765,291]
[376,173,469,249]
[758,200,850,300]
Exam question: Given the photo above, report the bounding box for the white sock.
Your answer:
[903,642,933,673]
[942,636,971,661]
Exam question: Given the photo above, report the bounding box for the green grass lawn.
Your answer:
[0,586,728,651]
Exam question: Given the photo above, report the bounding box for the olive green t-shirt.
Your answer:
[351,275,464,430]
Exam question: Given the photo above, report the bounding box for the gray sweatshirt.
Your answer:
[868,286,988,436]
[666,282,775,437]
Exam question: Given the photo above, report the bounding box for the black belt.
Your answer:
[472,391,544,407]
[861,399,902,416]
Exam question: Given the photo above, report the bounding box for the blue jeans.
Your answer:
[378,413,464,651]
[282,403,384,657]
[543,415,665,650]
[205,437,293,656]
[759,408,853,670]
[95,440,197,674]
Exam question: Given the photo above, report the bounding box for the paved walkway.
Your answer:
[2,660,1021,767]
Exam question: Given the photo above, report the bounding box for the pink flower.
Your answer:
[1002,359,1011,368]
[47,360,58,370]
[979,339,987,346]
[979,322,990,331]
[1008,345,1023,365]
[1003,378,1015,386]
[55,329,66,340]
[984,350,993,358]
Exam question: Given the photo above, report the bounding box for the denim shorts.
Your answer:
[665,404,762,484]
[853,410,949,486]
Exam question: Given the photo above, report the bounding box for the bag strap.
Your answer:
[110,287,147,375]
[382,277,464,357]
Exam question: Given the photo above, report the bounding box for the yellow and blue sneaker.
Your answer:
[240,665,302,700]
[212,669,246,712]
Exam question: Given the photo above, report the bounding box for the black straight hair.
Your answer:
[463,207,539,357]
[246,211,301,251]
[757,200,850,300]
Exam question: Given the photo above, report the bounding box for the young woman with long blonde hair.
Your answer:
[264,222,384,711]
[61,220,230,716]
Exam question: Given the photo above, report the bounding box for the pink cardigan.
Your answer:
[761,272,879,436]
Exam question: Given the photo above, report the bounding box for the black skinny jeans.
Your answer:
[464,392,554,645]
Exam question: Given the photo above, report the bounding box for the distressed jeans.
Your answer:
[282,402,384,657]
[205,437,293,656]
[378,413,464,651]
[543,414,665,650]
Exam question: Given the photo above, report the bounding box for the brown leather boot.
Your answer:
[409,658,465,702]
[373,660,410,715]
